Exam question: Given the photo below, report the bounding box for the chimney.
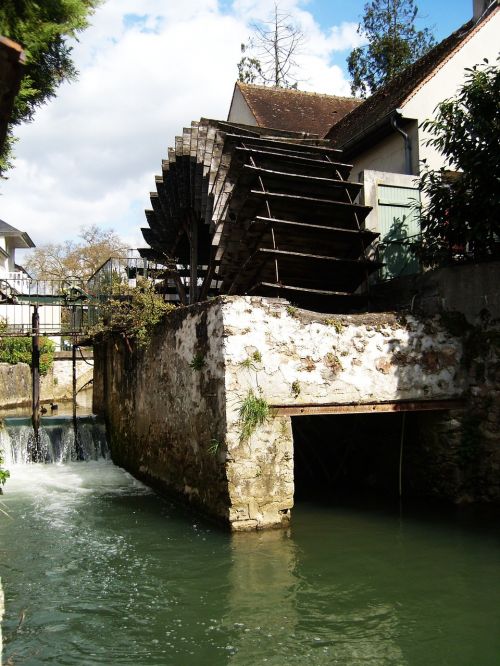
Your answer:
[473,0,491,20]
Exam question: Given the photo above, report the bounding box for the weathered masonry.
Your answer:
[94,296,466,530]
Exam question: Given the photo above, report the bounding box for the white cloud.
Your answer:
[327,21,366,51]
[0,0,358,251]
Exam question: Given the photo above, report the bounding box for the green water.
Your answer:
[1,461,499,665]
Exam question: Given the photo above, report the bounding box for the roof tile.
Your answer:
[325,6,498,148]
[236,83,362,136]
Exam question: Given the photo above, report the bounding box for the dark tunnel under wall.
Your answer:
[291,409,481,504]
[292,412,419,501]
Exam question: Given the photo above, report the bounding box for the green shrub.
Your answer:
[0,449,9,489]
[90,278,176,347]
[0,336,55,375]
[190,353,205,371]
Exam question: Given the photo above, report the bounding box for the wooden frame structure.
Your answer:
[140,119,382,310]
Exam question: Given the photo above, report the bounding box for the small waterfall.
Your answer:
[0,416,109,465]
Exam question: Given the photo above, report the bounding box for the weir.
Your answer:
[94,295,468,531]
[0,415,108,465]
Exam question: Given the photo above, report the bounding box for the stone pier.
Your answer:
[93,296,466,530]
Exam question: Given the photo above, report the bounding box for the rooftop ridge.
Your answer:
[237,82,359,102]
[323,7,498,145]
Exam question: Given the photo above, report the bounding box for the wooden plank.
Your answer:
[227,133,346,156]
[252,216,378,241]
[272,400,465,416]
[234,146,352,176]
[241,164,362,192]
[257,247,379,266]
[248,282,356,297]
[229,191,371,230]
[250,189,371,213]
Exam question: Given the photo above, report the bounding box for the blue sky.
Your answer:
[308,0,471,43]
[0,0,477,251]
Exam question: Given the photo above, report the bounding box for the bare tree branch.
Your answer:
[237,2,304,88]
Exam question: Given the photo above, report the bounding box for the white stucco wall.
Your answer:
[402,7,499,172]
[4,238,17,271]
[351,122,420,180]
[0,303,61,335]
[227,86,258,126]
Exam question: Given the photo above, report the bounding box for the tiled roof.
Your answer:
[325,5,498,148]
[236,83,362,136]
[0,218,22,235]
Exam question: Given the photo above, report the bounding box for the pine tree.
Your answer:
[347,0,435,97]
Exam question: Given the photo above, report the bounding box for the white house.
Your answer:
[0,218,61,337]
[227,1,499,280]
[325,0,499,278]
[0,218,33,290]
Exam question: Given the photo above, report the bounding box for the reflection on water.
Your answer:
[1,462,500,665]
[223,530,299,664]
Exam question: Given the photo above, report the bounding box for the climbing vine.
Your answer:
[90,279,175,347]
[0,449,10,490]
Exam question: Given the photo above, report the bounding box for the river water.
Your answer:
[1,432,500,664]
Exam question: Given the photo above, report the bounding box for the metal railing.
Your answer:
[0,254,177,340]
[0,276,96,339]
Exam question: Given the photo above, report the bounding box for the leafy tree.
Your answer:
[0,333,55,374]
[237,43,264,85]
[238,2,304,88]
[90,278,175,348]
[414,58,500,266]
[347,0,435,97]
[0,0,99,173]
[0,451,9,489]
[25,225,128,280]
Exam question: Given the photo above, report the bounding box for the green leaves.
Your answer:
[90,278,176,349]
[347,0,435,96]
[0,336,55,374]
[415,58,500,266]
[0,0,100,173]
[238,389,270,443]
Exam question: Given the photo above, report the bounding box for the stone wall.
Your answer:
[0,351,93,409]
[94,301,233,525]
[372,259,500,325]
[0,576,3,666]
[94,296,466,530]
[371,261,500,502]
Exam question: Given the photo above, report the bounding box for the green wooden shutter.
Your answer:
[378,184,420,280]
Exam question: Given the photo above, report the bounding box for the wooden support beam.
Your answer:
[30,305,41,462]
[271,400,465,417]
[189,215,198,303]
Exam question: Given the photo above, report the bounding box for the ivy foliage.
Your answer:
[414,58,500,266]
[90,279,175,348]
[347,0,435,97]
[0,449,9,489]
[0,331,55,374]
[0,0,100,173]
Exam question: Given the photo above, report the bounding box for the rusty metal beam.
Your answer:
[271,400,465,416]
